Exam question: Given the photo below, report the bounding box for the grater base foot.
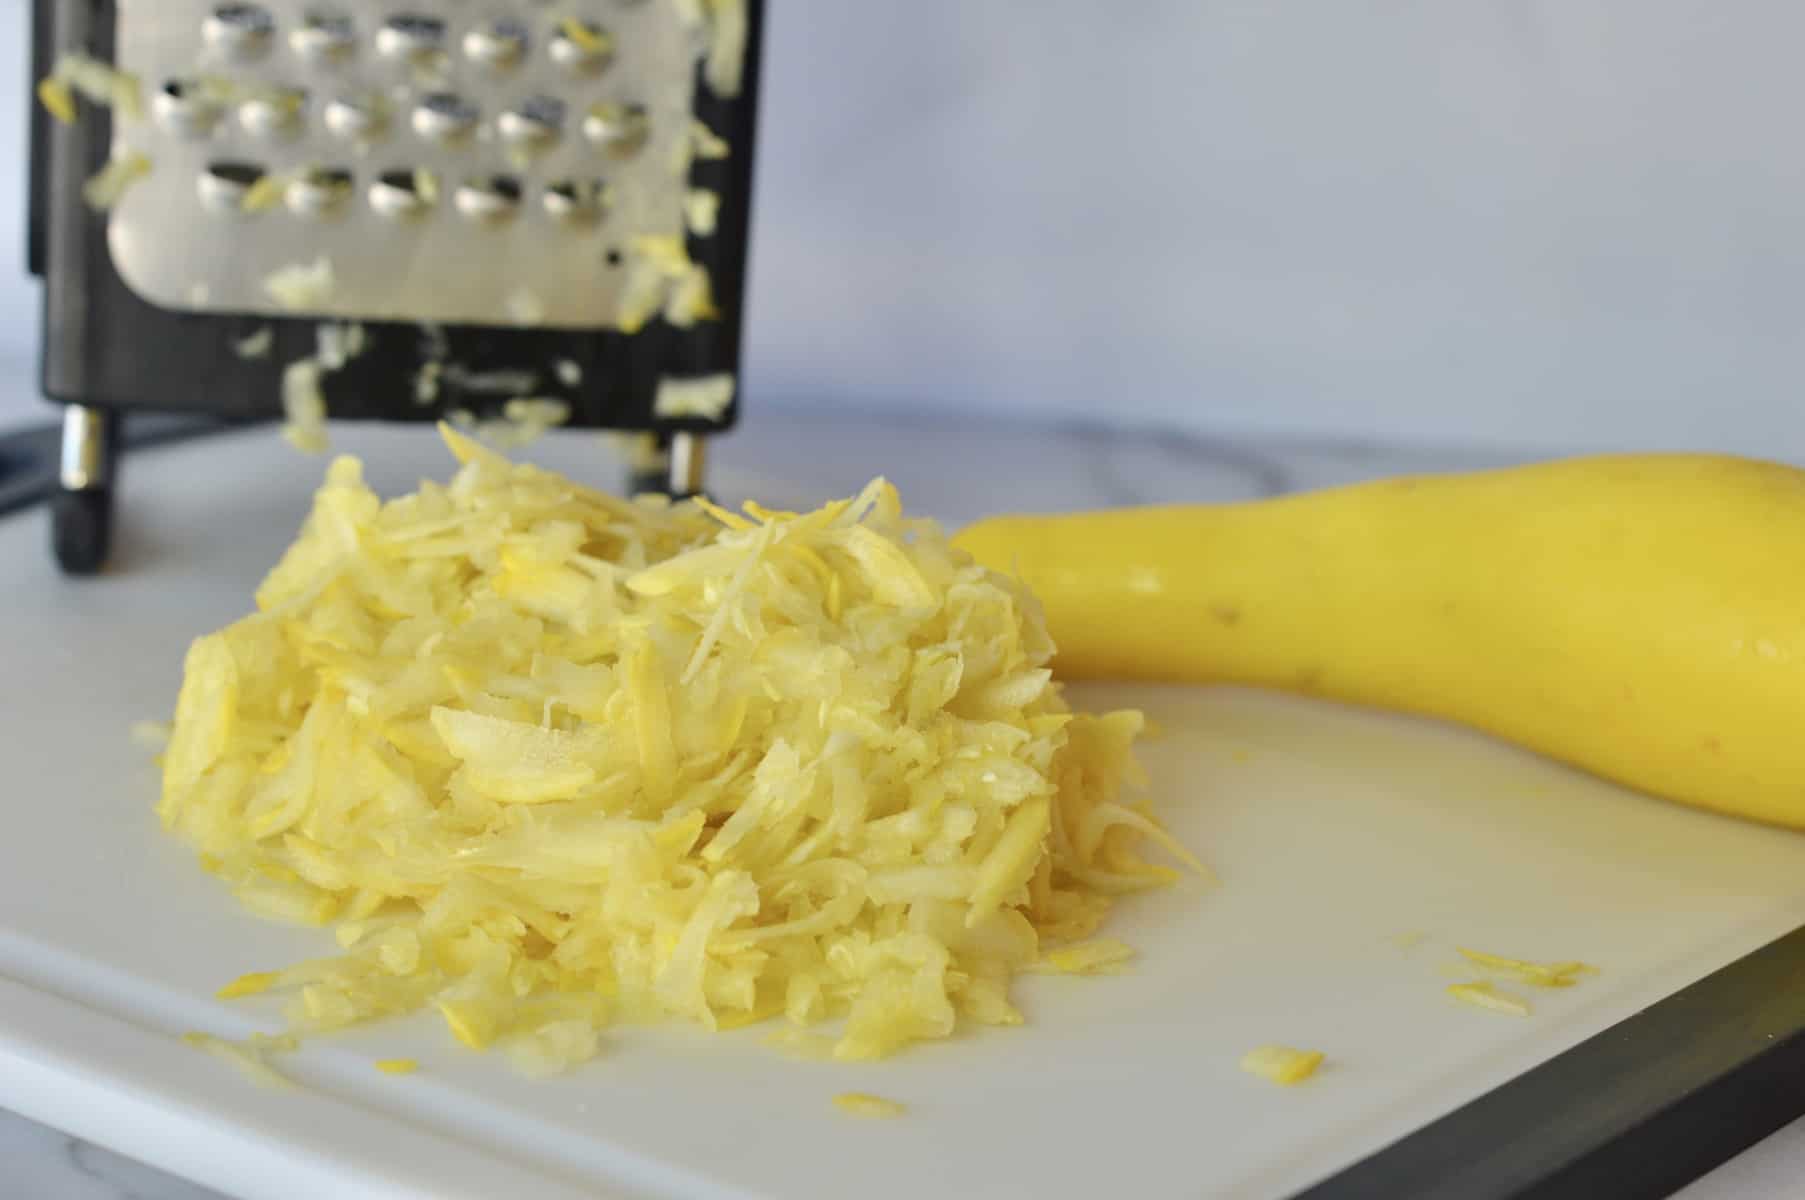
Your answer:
[626,433,708,500]
[51,406,118,575]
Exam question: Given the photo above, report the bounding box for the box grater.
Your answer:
[28,0,763,572]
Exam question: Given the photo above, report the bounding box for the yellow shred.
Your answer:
[1447,981,1532,1017]
[436,997,498,1050]
[506,288,546,327]
[474,397,571,451]
[701,0,749,97]
[37,77,76,124]
[559,18,609,54]
[685,120,729,161]
[374,1058,419,1075]
[241,174,288,214]
[664,264,718,328]
[181,1032,293,1089]
[264,258,335,311]
[689,119,731,160]
[616,237,720,332]
[653,374,735,422]
[833,1092,906,1119]
[1025,939,1136,975]
[235,327,275,360]
[413,168,441,206]
[1457,947,1595,988]
[160,428,1198,1070]
[82,151,151,211]
[684,188,721,237]
[1239,1045,1325,1086]
[505,1019,601,1077]
[216,971,280,999]
[43,54,142,121]
[743,501,800,524]
[280,360,328,454]
[693,495,754,531]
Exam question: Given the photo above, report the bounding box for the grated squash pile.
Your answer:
[159,426,1197,1072]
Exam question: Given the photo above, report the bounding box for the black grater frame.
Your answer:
[27,1,764,455]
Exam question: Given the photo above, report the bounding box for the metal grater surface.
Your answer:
[108,2,702,330]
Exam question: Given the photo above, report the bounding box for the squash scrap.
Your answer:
[82,150,151,211]
[39,53,142,123]
[653,373,736,422]
[684,189,721,237]
[181,1032,294,1089]
[616,236,718,333]
[1239,1045,1324,1086]
[1446,981,1532,1017]
[688,120,731,161]
[559,18,611,55]
[1024,938,1136,976]
[37,77,76,125]
[159,427,1196,1069]
[265,257,336,312]
[833,1092,906,1118]
[1457,947,1595,989]
[217,971,280,999]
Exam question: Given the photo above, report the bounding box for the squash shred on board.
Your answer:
[1239,1045,1325,1086]
[1456,947,1595,989]
[159,426,1198,1071]
[833,1092,907,1118]
[1446,981,1533,1017]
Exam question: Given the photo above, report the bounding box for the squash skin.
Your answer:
[953,454,1805,829]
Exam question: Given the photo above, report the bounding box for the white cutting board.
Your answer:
[6,425,1805,1200]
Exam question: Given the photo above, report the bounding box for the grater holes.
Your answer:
[370,168,439,219]
[287,167,354,218]
[291,12,357,64]
[455,175,524,223]
[582,102,650,158]
[204,4,275,61]
[376,15,448,64]
[412,92,480,143]
[498,96,567,149]
[544,179,609,225]
[238,87,308,140]
[117,0,722,327]
[464,19,530,71]
[196,161,266,214]
[549,20,614,73]
[153,79,226,139]
[323,93,387,141]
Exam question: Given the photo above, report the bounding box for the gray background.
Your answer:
[2,0,1801,450]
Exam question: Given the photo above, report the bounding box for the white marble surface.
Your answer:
[0,408,1801,1198]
